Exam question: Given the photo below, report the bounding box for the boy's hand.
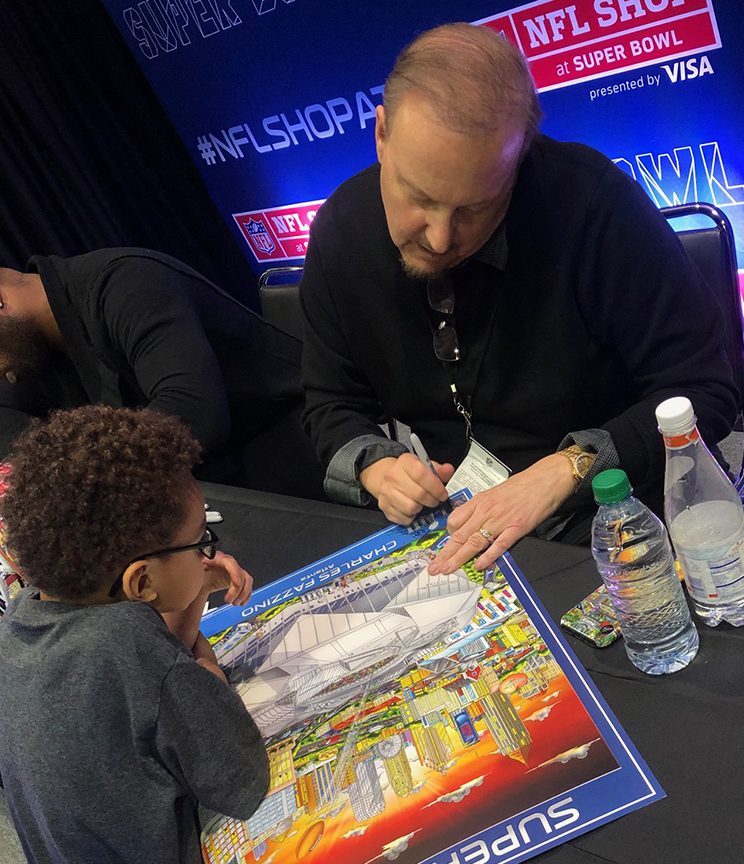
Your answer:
[195,657,228,683]
[203,551,253,606]
[192,631,218,664]
[192,632,228,683]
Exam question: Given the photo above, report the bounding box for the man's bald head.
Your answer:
[383,23,541,141]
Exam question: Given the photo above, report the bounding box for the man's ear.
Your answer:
[121,561,158,604]
[375,104,387,163]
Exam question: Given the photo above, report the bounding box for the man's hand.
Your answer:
[203,550,253,606]
[428,453,577,574]
[360,453,455,524]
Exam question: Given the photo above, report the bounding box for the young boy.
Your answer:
[0,405,269,863]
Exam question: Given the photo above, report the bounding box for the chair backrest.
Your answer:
[258,266,304,341]
[661,203,744,406]
[258,265,400,442]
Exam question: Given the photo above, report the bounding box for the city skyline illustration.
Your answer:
[201,530,618,864]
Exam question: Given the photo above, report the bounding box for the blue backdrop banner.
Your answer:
[99,0,744,287]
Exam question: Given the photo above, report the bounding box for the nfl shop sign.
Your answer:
[475,0,721,91]
[234,200,324,262]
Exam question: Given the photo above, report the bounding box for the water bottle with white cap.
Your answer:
[656,395,744,626]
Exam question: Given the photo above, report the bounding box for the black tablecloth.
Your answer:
[202,482,743,864]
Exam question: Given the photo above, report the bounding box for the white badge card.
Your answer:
[446,437,511,495]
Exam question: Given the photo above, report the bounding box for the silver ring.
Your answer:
[478,527,494,543]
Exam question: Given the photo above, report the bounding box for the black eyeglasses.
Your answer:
[428,277,460,362]
[108,527,220,598]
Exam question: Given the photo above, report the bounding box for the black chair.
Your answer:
[258,265,401,441]
[662,203,744,482]
[661,202,744,404]
[258,266,304,341]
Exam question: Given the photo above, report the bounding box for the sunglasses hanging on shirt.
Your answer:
[427,275,473,439]
[427,276,460,363]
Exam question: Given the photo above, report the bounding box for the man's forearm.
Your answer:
[324,434,408,504]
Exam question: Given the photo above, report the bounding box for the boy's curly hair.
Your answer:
[3,406,202,600]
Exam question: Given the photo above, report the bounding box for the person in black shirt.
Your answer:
[0,247,324,497]
[301,23,738,568]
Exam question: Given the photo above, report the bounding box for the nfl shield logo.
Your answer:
[244,219,276,254]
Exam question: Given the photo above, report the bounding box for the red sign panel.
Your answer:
[475,0,721,91]
[233,199,324,263]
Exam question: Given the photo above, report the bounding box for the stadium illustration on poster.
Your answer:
[199,507,664,864]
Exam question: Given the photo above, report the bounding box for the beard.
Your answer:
[0,314,50,381]
[399,253,452,281]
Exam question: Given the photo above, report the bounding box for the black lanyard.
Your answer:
[447,376,474,441]
[426,266,500,443]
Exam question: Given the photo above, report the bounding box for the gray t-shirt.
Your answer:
[0,589,268,864]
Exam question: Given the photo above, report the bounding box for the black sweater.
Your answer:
[1,248,302,464]
[300,135,738,515]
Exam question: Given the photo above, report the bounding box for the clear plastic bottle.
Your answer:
[656,395,744,627]
[591,468,699,674]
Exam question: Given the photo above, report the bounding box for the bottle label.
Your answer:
[678,533,744,602]
[663,428,700,449]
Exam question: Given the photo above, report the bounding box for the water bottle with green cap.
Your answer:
[590,468,698,674]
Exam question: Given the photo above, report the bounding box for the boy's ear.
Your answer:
[121,561,159,604]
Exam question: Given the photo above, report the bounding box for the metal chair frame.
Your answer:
[258,266,305,342]
[661,202,744,488]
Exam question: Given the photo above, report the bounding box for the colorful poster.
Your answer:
[200,508,663,864]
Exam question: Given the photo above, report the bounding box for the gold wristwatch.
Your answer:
[558,444,596,485]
